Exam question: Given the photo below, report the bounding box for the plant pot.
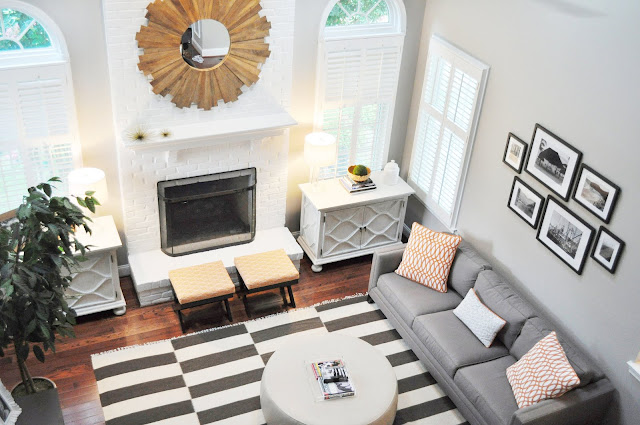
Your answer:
[11,377,56,397]
[11,379,64,425]
[347,165,371,182]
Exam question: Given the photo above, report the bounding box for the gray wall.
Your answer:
[23,0,125,263]
[401,1,640,423]
[285,0,426,231]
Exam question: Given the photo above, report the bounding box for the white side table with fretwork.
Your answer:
[298,171,414,272]
[65,215,126,316]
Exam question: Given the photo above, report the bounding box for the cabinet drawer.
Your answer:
[65,253,116,309]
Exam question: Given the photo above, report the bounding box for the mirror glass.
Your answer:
[180,19,230,70]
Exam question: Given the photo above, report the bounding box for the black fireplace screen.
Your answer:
[158,168,256,256]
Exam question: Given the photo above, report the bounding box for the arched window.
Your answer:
[315,0,406,179]
[0,2,80,213]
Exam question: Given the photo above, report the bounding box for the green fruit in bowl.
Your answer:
[352,164,368,176]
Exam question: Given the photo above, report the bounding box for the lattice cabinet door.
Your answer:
[321,206,364,257]
[361,199,404,250]
[65,253,117,310]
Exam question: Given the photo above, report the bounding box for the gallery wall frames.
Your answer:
[591,226,625,274]
[503,133,528,173]
[507,176,544,228]
[537,196,595,275]
[525,124,582,201]
[572,164,620,224]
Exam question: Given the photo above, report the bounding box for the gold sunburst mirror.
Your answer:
[136,0,271,110]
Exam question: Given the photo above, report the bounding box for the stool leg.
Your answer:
[280,287,288,307]
[287,285,296,308]
[224,298,233,322]
[242,293,251,318]
[178,309,185,333]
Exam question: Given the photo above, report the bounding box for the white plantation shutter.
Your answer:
[0,62,80,212]
[316,35,404,179]
[408,36,489,229]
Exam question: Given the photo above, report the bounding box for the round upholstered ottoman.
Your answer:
[260,333,398,425]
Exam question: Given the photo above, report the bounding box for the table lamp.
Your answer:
[304,132,336,190]
[68,167,109,216]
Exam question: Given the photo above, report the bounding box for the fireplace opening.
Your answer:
[158,168,256,256]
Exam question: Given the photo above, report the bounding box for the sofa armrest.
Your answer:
[509,379,615,425]
[368,244,406,292]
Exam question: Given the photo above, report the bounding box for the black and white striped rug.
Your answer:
[91,295,468,425]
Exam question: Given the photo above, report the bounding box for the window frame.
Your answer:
[0,1,81,213]
[313,0,406,180]
[407,35,490,230]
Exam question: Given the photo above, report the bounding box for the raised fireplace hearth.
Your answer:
[157,168,256,256]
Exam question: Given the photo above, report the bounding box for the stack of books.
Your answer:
[311,359,355,400]
[340,175,376,193]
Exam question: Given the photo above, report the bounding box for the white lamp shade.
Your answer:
[68,168,109,205]
[304,132,337,167]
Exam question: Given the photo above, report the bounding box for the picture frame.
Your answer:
[537,196,594,275]
[591,226,625,274]
[0,380,21,425]
[571,164,620,224]
[503,133,528,173]
[525,124,582,201]
[507,177,544,228]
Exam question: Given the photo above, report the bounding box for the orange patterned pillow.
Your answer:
[506,331,580,408]
[395,223,462,293]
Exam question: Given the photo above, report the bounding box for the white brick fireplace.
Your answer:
[102,0,302,305]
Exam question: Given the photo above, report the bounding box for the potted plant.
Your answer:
[0,178,98,403]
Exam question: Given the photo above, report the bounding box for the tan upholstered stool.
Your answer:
[169,261,235,332]
[234,249,299,317]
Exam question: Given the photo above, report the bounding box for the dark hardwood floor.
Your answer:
[0,254,372,425]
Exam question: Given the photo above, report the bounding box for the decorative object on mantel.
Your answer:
[572,164,620,224]
[507,176,544,229]
[383,160,400,185]
[503,132,528,173]
[304,132,336,191]
[126,125,151,142]
[536,196,594,275]
[160,129,172,138]
[0,379,21,425]
[525,124,582,201]
[136,0,271,110]
[591,226,625,274]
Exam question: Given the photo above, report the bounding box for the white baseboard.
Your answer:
[118,264,131,278]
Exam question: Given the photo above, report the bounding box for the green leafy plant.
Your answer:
[0,177,98,395]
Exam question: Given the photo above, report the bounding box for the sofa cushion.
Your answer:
[510,317,602,387]
[412,310,509,377]
[454,355,519,425]
[474,270,536,349]
[453,288,506,347]
[448,240,492,296]
[395,223,462,293]
[378,273,462,328]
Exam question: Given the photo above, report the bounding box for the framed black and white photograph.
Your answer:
[591,227,625,274]
[0,380,21,425]
[525,124,582,200]
[507,177,544,228]
[503,133,528,173]
[572,164,620,224]
[537,196,594,274]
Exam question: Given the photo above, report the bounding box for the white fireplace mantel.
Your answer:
[123,110,297,160]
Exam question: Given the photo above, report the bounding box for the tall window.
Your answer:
[0,3,80,213]
[315,0,406,179]
[408,36,489,229]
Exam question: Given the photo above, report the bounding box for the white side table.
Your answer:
[65,215,126,316]
[298,171,414,272]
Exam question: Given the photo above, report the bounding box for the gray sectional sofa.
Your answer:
[368,241,615,425]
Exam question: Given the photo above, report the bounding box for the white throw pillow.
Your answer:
[453,288,506,347]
